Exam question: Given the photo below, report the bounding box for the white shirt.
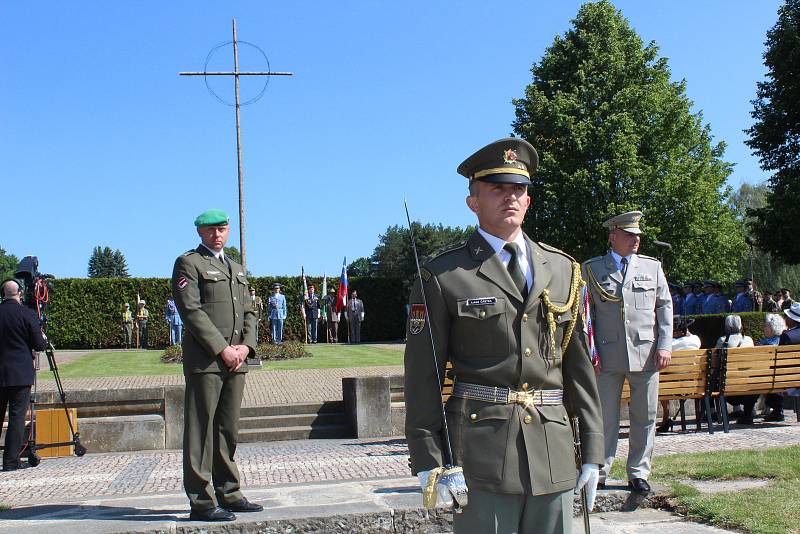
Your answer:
[672,334,701,351]
[200,243,225,263]
[610,250,632,273]
[477,227,533,290]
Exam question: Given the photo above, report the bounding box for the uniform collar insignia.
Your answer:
[474,246,483,255]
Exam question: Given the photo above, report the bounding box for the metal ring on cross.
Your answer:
[203,40,271,107]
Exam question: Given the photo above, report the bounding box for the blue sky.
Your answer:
[0,1,781,278]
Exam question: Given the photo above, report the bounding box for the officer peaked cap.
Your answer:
[457,138,538,185]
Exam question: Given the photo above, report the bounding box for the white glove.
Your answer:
[418,466,468,509]
[574,463,599,512]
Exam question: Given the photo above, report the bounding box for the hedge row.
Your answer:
[44,276,407,349]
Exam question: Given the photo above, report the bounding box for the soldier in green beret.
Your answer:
[171,208,262,522]
[404,138,603,534]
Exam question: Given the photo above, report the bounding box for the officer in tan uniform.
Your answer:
[171,209,263,522]
[581,211,672,495]
[404,138,604,534]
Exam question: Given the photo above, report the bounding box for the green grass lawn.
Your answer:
[612,445,800,534]
[56,344,404,378]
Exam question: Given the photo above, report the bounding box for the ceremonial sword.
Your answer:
[404,199,463,512]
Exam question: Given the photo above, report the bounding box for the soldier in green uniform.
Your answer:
[404,138,603,534]
[171,209,263,522]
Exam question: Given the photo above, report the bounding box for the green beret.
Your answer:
[194,209,230,227]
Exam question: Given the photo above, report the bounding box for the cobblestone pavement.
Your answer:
[35,365,404,406]
[1,423,797,507]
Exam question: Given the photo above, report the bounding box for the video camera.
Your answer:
[14,255,54,329]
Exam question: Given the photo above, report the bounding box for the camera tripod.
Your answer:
[23,343,86,466]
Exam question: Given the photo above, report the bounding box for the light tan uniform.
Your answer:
[581,252,672,481]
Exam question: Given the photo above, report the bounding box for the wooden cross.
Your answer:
[180,18,293,271]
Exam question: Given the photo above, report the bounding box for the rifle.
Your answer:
[571,417,592,533]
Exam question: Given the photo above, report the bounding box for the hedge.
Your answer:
[44,276,407,349]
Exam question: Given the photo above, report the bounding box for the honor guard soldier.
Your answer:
[268,283,287,344]
[121,303,134,349]
[404,138,603,534]
[136,300,150,349]
[171,209,262,522]
[581,211,672,495]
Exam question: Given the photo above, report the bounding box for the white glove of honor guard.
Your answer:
[574,463,599,511]
[418,466,469,509]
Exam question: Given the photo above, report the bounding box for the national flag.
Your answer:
[336,257,348,313]
[321,273,327,322]
[300,266,308,318]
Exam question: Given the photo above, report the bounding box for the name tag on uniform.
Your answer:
[634,274,653,281]
[467,297,497,306]
[206,270,222,275]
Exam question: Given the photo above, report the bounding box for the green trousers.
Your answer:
[453,489,573,534]
[183,371,246,510]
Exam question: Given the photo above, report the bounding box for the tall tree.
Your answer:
[0,246,20,281]
[745,0,800,264]
[370,223,474,283]
[729,182,800,291]
[223,246,242,264]
[87,246,130,278]
[347,257,372,278]
[512,0,742,282]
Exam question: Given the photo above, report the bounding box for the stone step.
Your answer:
[240,401,343,418]
[238,424,351,442]
[239,412,346,430]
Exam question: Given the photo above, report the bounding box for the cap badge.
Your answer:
[503,149,518,165]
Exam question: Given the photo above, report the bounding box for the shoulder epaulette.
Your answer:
[582,255,604,266]
[182,249,198,257]
[537,242,576,262]
[637,254,659,262]
[437,241,467,258]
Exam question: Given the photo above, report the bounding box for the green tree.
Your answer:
[87,246,130,278]
[347,257,372,278]
[0,246,19,281]
[729,182,800,292]
[223,246,241,263]
[512,0,742,282]
[369,223,474,283]
[745,0,800,264]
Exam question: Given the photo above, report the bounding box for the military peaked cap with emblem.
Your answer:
[194,208,230,227]
[457,137,538,185]
[602,210,643,234]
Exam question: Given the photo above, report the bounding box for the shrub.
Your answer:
[161,344,183,363]
[255,340,311,361]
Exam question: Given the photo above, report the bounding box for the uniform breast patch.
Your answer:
[634,274,653,281]
[177,277,188,291]
[467,297,497,306]
[409,304,426,335]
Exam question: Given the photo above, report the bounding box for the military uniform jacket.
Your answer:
[404,231,603,496]
[171,246,257,374]
[303,293,321,319]
[268,294,287,320]
[581,253,672,372]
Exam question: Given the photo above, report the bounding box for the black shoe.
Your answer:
[628,478,651,494]
[729,409,745,419]
[222,498,263,513]
[736,416,754,425]
[189,507,236,522]
[764,411,785,422]
[597,481,606,490]
[656,419,673,433]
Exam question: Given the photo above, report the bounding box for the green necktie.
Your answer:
[504,243,528,299]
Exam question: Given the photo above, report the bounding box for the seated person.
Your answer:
[727,313,785,424]
[715,314,754,349]
[658,317,701,432]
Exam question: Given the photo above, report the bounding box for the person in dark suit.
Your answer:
[346,290,364,343]
[0,279,47,471]
[171,209,261,522]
